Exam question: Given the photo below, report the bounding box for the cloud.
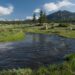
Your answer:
[36,16,39,19]
[26,8,40,20]
[44,3,58,12]
[43,0,75,13]
[26,16,33,20]
[34,8,40,13]
[0,18,6,21]
[0,5,14,16]
[26,16,39,20]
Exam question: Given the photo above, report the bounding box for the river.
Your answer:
[0,33,75,69]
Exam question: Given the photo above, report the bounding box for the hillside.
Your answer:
[47,10,75,22]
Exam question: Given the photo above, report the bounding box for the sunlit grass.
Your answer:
[25,26,75,38]
[0,30,25,42]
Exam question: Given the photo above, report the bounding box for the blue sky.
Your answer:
[0,0,75,20]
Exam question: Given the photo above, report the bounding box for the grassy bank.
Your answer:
[0,23,75,42]
[0,30,25,42]
[59,30,75,38]
[0,53,75,75]
[25,25,75,38]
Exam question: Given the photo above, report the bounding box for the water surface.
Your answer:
[0,33,75,69]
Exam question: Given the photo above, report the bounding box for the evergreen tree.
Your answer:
[43,12,47,23]
[38,10,47,25]
[32,13,36,23]
[38,10,44,25]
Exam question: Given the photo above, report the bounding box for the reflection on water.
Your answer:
[0,33,75,69]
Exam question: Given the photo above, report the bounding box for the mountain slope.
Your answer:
[47,10,75,21]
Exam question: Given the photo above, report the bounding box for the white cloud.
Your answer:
[34,8,40,13]
[26,16,39,20]
[0,5,14,16]
[43,0,75,13]
[36,16,39,19]
[44,3,58,12]
[26,16,33,20]
[0,18,6,21]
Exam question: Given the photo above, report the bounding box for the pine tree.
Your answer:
[38,10,44,25]
[32,13,36,23]
[38,10,47,25]
[43,12,47,23]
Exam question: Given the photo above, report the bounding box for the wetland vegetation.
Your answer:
[0,22,75,42]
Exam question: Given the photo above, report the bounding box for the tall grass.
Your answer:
[0,30,25,42]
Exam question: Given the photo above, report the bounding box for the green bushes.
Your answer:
[36,66,50,75]
[65,53,75,61]
[57,23,68,27]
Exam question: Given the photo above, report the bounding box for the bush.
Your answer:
[64,53,75,61]
[36,66,50,75]
[57,23,68,27]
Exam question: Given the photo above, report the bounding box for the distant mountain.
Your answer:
[47,10,75,22]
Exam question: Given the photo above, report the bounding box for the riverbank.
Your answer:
[25,26,75,38]
[0,53,74,75]
[0,30,25,42]
[0,23,75,42]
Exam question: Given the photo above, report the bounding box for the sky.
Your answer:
[0,0,75,20]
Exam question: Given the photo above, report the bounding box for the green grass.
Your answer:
[59,30,75,38]
[25,26,75,38]
[0,23,75,42]
[0,31,25,42]
[0,68,33,75]
[0,24,27,42]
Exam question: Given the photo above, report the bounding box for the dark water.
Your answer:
[0,33,75,69]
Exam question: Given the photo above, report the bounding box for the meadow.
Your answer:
[0,23,75,42]
[0,24,25,42]
[24,23,75,38]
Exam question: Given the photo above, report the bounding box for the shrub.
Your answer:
[57,23,68,27]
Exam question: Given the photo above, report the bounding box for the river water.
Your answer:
[0,33,75,69]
